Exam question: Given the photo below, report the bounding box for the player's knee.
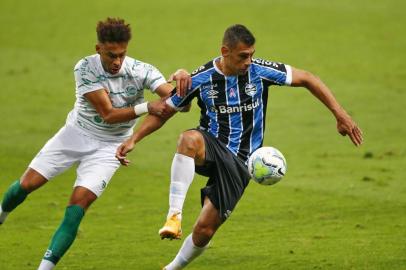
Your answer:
[177,131,203,153]
[193,221,217,242]
[19,180,34,193]
[19,170,47,193]
[69,187,98,210]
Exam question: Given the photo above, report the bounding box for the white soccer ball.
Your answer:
[248,146,287,185]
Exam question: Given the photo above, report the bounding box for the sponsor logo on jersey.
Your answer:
[207,90,219,99]
[213,99,260,114]
[191,65,206,75]
[252,58,280,68]
[245,83,257,96]
[202,83,219,99]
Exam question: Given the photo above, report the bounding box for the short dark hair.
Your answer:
[222,24,255,49]
[96,17,131,43]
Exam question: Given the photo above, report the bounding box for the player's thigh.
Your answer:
[75,141,121,198]
[28,125,87,181]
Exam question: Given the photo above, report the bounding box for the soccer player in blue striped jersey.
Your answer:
[116,24,363,270]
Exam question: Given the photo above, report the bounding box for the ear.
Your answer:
[221,45,230,57]
[95,44,101,54]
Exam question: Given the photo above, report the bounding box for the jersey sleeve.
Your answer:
[166,72,205,110]
[141,63,167,92]
[166,62,214,110]
[252,58,292,86]
[74,58,106,95]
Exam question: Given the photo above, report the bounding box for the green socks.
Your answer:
[1,182,85,266]
[43,205,85,264]
[1,180,28,212]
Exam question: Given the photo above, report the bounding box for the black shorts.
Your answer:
[194,129,251,222]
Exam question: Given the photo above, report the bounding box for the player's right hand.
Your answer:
[115,139,135,166]
[336,113,363,146]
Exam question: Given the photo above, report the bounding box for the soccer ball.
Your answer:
[248,146,287,185]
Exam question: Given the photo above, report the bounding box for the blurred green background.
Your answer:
[0,0,405,269]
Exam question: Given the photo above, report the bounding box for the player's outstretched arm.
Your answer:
[290,67,363,146]
[115,70,191,165]
[115,104,176,166]
[83,69,190,124]
[84,89,167,123]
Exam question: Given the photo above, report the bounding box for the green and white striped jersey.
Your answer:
[66,54,166,142]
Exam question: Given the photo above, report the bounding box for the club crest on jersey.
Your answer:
[245,83,257,96]
[125,86,137,95]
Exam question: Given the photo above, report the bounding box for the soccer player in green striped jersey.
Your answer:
[0,17,190,270]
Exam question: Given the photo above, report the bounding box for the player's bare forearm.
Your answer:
[291,68,345,118]
[83,90,136,123]
[95,103,168,124]
[103,107,138,123]
[131,112,175,144]
[84,88,173,124]
[115,106,175,166]
[290,67,363,146]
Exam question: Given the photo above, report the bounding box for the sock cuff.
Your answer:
[66,205,85,219]
[1,180,28,212]
[39,258,56,269]
[14,180,29,195]
[189,234,210,250]
[5,180,28,195]
[174,153,195,163]
[43,250,60,264]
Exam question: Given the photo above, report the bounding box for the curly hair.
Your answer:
[96,17,131,43]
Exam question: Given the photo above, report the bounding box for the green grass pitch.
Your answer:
[1,0,405,269]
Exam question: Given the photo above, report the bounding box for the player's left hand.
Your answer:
[168,69,191,97]
[336,113,363,146]
[115,138,135,166]
[148,99,174,118]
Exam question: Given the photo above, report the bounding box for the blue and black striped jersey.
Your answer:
[167,57,292,162]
